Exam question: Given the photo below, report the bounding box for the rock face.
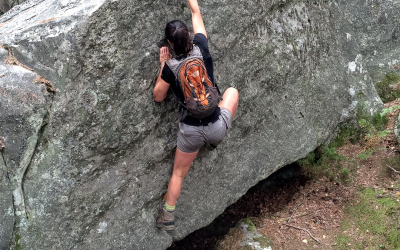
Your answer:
[0,0,395,249]
[394,112,400,144]
[0,46,50,250]
[214,218,273,250]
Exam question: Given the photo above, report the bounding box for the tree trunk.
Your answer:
[0,0,11,14]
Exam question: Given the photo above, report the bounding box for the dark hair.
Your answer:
[165,20,193,55]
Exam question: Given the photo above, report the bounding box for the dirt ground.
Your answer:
[169,100,400,250]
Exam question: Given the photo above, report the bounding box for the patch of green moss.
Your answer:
[15,233,22,250]
[253,236,272,248]
[336,235,351,249]
[376,72,400,103]
[243,246,253,250]
[241,218,256,232]
[335,188,400,249]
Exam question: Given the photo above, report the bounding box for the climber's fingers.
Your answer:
[160,47,171,64]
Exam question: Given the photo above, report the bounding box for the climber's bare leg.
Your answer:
[166,148,199,206]
[219,87,239,118]
[165,87,238,206]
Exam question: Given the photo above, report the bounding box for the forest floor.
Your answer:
[169,99,400,250]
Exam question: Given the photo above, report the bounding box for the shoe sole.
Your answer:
[157,223,175,231]
[164,224,175,231]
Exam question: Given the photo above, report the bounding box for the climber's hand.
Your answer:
[160,46,172,65]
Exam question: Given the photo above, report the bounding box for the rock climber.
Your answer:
[153,0,239,231]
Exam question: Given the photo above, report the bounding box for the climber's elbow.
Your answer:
[154,93,165,103]
[153,89,162,102]
[153,79,169,102]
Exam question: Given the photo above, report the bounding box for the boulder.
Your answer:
[214,218,273,250]
[0,0,394,249]
[395,112,400,144]
[0,145,14,250]
[0,46,50,249]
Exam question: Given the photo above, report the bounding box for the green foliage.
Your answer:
[299,94,389,183]
[372,112,389,131]
[299,146,353,183]
[356,97,380,137]
[380,105,400,117]
[335,188,400,250]
[300,74,396,184]
[376,72,400,103]
[354,96,390,154]
[303,151,315,163]
[357,149,374,161]
[356,96,388,133]
[358,118,372,131]
[327,88,390,162]
[356,94,367,119]
[378,130,391,138]
[329,124,362,148]
[341,169,350,180]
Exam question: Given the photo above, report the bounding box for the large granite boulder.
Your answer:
[0,46,50,250]
[0,0,395,249]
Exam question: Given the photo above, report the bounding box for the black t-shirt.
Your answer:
[161,33,221,126]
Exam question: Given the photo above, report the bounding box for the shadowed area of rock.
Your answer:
[0,0,398,249]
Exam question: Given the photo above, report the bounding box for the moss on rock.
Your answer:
[241,218,256,232]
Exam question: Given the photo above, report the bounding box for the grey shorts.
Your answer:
[177,108,232,153]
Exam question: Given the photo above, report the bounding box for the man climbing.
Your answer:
[154,0,239,231]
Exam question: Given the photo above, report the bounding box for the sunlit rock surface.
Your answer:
[0,0,397,249]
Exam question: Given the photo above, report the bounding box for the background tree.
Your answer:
[0,0,25,16]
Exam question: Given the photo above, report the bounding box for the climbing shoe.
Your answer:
[156,208,175,231]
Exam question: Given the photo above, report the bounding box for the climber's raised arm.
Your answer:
[153,47,171,102]
[187,0,207,38]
